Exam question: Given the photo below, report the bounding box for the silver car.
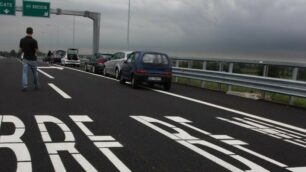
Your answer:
[103,51,132,79]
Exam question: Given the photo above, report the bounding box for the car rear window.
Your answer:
[142,54,169,65]
[56,50,66,57]
[101,54,112,59]
[68,54,78,60]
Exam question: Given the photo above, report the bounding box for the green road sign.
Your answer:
[0,0,15,15]
[23,1,50,18]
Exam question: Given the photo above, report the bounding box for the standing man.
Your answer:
[19,27,39,91]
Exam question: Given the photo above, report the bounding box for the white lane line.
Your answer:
[245,118,306,138]
[37,69,55,79]
[53,64,118,81]
[99,148,132,172]
[56,64,306,135]
[234,145,288,168]
[38,66,64,70]
[284,139,306,148]
[48,83,71,99]
[150,89,306,134]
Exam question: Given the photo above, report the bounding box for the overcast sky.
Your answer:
[1,0,306,60]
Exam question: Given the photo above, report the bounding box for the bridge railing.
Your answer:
[170,57,306,105]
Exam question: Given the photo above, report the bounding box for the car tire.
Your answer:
[131,76,138,89]
[163,83,171,91]
[115,69,120,80]
[103,68,107,76]
[119,75,126,84]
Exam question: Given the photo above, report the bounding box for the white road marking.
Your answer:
[287,167,306,172]
[94,142,123,148]
[38,66,64,70]
[284,140,306,148]
[53,64,118,81]
[37,69,54,79]
[132,115,271,172]
[211,135,234,140]
[221,140,248,145]
[54,63,306,138]
[245,118,306,138]
[218,116,306,149]
[99,148,132,172]
[69,115,131,171]
[150,89,306,134]
[234,145,288,168]
[48,83,72,99]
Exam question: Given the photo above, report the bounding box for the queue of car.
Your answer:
[43,48,81,67]
[84,53,112,74]
[44,50,172,91]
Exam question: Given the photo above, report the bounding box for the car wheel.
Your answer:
[163,83,171,91]
[92,66,96,73]
[131,76,138,89]
[119,75,126,84]
[115,69,120,80]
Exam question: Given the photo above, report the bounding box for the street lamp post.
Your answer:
[73,16,76,48]
[127,0,131,50]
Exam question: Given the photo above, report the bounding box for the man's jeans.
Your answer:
[22,59,39,89]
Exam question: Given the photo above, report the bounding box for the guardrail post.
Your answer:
[227,63,234,91]
[187,60,193,85]
[262,65,269,99]
[218,62,223,90]
[175,60,180,82]
[289,67,299,105]
[188,61,193,68]
[201,61,207,88]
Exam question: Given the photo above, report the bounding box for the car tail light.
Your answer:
[135,69,148,75]
[97,58,105,64]
[163,70,172,76]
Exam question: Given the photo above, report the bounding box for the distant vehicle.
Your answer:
[120,51,172,91]
[51,50,66,64]
[103,51,132,79]
[84,53,112,73]
[43,51,52,62]
[61,48,81,67]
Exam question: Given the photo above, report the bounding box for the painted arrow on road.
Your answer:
[4,9,10,14]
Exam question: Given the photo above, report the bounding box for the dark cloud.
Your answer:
[1,0,306,60]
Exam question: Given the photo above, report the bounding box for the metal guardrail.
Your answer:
[173,67,306,98]
[171,57,306,68]
[171,57,306,105]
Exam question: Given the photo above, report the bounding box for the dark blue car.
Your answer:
[120,51,172,91]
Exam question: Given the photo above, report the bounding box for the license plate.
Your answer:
[148,77,162,81]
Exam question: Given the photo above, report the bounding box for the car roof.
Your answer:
[134,51,168,56]
[114,51,133,54]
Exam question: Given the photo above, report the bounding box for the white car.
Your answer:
[61,48,81,67]
[103,51,132,79]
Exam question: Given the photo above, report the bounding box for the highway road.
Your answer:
[0,57,306,172]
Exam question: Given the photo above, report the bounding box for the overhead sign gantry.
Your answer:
[0,0,101,54]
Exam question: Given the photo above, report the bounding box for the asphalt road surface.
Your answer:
[1,57,306,172]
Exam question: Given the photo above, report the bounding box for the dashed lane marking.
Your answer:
[48,83,72,99]
[37,69,55,79]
